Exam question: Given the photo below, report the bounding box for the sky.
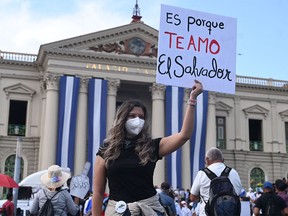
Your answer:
[0,0,287,81]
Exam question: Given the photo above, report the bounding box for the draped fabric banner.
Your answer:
[87,78,107,183]
[165,86,184,190]
[190,90,208,182]
[56,76,80,173]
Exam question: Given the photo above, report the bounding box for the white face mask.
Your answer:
[125,117,145,137]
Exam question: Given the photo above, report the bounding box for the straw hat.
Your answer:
[41,165,70,189]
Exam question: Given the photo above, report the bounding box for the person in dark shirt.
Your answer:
[159,182,176,216]
[254,181,288,216]
[92,80,203,216]
[275,179,288,207]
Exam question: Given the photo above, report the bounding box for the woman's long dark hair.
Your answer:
[102,100,156,167]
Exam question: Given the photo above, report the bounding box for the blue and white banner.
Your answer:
[165,86,184,189]
[87,78,107,182]
[190,90,208,181]
[56,76,80,172]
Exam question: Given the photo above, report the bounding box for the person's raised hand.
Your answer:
[190,80,203,100]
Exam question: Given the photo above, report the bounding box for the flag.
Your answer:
[87,78,107,182]
[190,90,209,181]
[56,76,80,172]
[165,86,184,189]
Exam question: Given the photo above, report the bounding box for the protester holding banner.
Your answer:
[29,165,80,216]
[92,80,203,216]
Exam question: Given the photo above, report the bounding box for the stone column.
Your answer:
[234,97,244,150]
[150,83,166,187]
[206,92,216,150]
[74,77,89,175]
[106,79,120,132]
[38,80,47,170]
[270,100,280,152]
[40,73,60,170]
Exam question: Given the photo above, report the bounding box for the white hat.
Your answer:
[41,165,70,189]
[181,201,187,205]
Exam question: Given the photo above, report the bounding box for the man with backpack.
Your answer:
[253,181,288,216]
[190,147,242,216]
[29,165,80,216]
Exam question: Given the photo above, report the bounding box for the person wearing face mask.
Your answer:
[92,80,203,216]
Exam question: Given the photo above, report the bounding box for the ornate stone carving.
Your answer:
[79,76,89,93]
[43,73,60,91]
[87,40,158,58]
[279,110,288,121]
[107,79,120,96]
[150,83,166,100]
[88,42,124,54]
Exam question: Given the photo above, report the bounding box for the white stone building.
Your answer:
[0,8,288,195]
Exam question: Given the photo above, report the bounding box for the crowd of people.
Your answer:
[156,148,288,216]
[154,175,288,216]
[2,79,288,216]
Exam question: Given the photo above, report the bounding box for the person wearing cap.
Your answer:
[92,81,203,216]
[180,201,192,216]
[253,181,288,216]
[275,179,288,206]
[158,182,177,216]
[189,147,242,216]
[246,187,256,205]
[29,165,80,216]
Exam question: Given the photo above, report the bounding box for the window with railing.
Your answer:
[8,124,26,136]
[8,100,27,136]
[249,119,263,151]
[216,116,226,149]
[249,141,263,151]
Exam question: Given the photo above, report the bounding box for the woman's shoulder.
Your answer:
[152,137,162,145]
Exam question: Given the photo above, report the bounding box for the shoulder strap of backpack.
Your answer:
[202,167,217,180]
[51,190,61,200]
[220,166,232,177]
[43,189,61,200]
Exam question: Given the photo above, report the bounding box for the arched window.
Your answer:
[3,154,24,195]
[250,167,265,190]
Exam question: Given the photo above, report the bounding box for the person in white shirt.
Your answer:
[189,147,243,216]
[246,187,256,206]
[181,201,192,216]
[175,200,183,216]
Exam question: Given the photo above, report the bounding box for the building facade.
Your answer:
[0,15,288,194]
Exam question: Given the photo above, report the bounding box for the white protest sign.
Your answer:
[70,161,91,199]
[156,4,237,94]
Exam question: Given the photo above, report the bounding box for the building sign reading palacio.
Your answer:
[86,63,155,75]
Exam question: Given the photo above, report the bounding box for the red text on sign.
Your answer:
[164,32,220,54]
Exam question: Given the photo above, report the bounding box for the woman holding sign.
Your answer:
[92,80,203,216]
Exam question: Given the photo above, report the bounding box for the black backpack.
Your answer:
[265,194,282,216]
[37,189,60,216]
[202,166,241,216]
